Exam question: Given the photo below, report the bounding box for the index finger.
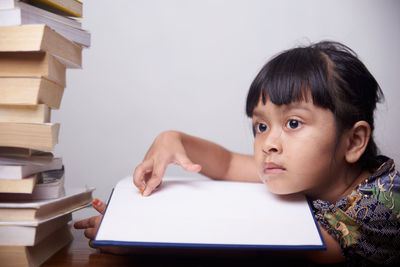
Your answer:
[74,216,98,229]
[74,218,91,229]
[133,159,154,189]
[141,159,167,196]
[92,198,107,214]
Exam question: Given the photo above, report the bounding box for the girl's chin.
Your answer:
[260,178,300,195]
[259,177,279,193]
[258,172,296,194]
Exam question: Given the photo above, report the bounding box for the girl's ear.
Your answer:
[345,121,371,163]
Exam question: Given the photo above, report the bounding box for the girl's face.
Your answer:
[252,97,348,198]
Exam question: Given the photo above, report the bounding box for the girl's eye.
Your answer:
[256,123,267,133]
[286,119,302,129]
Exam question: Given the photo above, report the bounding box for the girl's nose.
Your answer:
[262,132,282,154]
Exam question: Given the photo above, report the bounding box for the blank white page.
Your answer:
[94,176,324,249]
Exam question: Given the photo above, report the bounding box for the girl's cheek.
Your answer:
[254,138,262,154]
[254,153,264,176]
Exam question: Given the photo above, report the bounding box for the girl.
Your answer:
[75,41,400,265]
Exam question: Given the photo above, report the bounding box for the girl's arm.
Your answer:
[133,130,259,196]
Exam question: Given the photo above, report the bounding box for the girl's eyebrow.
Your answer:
[253,103,310,117]
[252,110,264,118]
[283,102,311,112]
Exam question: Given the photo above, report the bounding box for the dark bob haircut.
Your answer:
[245,41,384,170]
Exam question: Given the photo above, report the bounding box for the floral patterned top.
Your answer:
[313,156,400,266]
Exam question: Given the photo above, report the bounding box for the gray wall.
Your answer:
[53,0,400,218]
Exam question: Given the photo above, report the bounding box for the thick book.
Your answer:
[0,122,60,151]
[0,174,37,193]
[0,166,65,200]
[0,77,64,109]
[94,176,325,250]
[0,186,94,222]
[25,0,83,18]
[0,0,81,28]
[0,104,50,123]
[0,212,71,245]
[0,24,82,68]
[0,156,62,179]
[0,104,51,123]
[0,147,53,159]
[0,51,66,87]
[0,223,73,267]
[0,1,90,47]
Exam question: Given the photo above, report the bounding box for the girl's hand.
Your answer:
[74,198,105,245]
[133,131,202,196]
[74,199,130,254]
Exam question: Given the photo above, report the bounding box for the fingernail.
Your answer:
[139,187,145,195]
[92,198,100,206]
[143,187,152,197]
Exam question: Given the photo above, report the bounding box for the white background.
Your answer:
[52,0,400,219]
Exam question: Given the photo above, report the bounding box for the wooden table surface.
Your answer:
[42,228,315,267]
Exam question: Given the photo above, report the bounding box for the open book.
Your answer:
[94,176,325,250]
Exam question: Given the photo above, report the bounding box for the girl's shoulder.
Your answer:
[357,155,400,205]
[312,155,400,265]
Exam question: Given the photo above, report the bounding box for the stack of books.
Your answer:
[0,1,93,266]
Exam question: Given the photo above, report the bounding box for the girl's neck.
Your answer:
[307,164,372,204]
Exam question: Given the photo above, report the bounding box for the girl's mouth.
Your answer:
[263,162,286,174]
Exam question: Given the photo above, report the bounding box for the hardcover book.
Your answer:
[0,186,94,222]
[0,223,73,267]
[0,213,71,246]
[0,166,65,200]
[0,156,62,179]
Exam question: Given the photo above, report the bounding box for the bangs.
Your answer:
[246,47,333,117]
